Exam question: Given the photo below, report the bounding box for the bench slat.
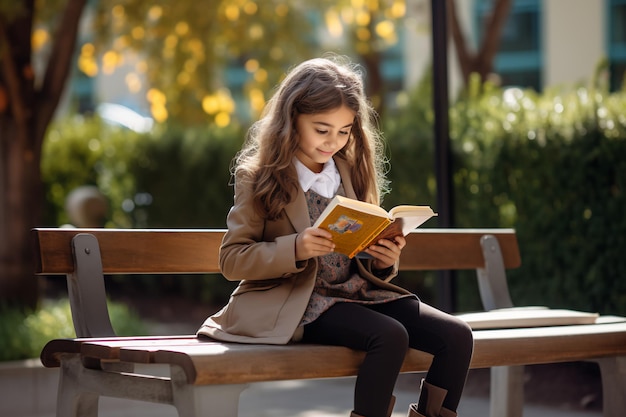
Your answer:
[40,320,626,385]
[83,337,206,363]
[40,335,198,367]
[32,228,520,275]
[471,321,626,367]
[165,321,626,384]
[401,229,521,270]
[33,228,225,275]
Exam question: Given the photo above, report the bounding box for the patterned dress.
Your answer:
[299,187,412,326]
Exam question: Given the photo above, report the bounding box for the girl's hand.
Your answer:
[295,227,335,261]
[364,235,406,270]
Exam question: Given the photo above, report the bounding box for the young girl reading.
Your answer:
[197,56,473,417]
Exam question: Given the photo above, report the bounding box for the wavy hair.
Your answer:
[233,55,389,220]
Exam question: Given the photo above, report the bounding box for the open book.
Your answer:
[313,195,436,259]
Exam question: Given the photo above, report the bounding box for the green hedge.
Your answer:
[128,124,244,228]
[41,117,146,228]
[41,71,626,315]
[485,86,626,315]
[0,299,147,361]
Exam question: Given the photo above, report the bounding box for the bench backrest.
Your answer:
[32,228,521,337]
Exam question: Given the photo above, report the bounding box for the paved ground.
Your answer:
[28,375,601,417]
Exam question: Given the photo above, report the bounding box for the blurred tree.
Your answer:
[88,0,317,124]
[0,0,318,307]
[317,0,513,112]
[448,0,513,86]
[0,0,87,308]
[87,0,412,123]
[320,0,407,117]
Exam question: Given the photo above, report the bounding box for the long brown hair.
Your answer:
[233,55,389,220]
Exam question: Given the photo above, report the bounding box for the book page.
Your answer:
[326,195,391,219]
[389,210,436,236]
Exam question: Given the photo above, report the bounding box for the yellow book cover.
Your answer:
[313,195,437,258]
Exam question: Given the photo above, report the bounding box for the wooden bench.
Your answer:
[32,228,626,417]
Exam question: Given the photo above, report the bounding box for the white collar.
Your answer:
[294,157,341,198]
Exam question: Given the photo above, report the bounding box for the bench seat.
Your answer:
[41,318,626,386]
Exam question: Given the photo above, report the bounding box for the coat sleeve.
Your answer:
[219,174,306,281]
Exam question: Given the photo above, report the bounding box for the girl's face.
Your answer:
[294,105,355,173]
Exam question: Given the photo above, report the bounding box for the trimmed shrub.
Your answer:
[0,299,147,361]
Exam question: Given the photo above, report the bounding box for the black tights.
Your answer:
[301,297,473,417]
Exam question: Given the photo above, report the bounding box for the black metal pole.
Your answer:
[431,0,456,312]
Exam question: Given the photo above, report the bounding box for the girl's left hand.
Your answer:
[364,235,406,270]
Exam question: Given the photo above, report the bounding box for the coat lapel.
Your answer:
[334,157,357,199]
[284,189,310,233]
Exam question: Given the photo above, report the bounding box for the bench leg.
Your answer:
[56,355,177,416]
[56,355,99,417]
[170,366,249,417]
[54,354,249,417]
[595,356,626,417]
[489,365,524,417]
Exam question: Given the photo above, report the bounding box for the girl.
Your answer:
[198,56,473,417]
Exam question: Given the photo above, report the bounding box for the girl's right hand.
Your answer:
[295,227,335,261]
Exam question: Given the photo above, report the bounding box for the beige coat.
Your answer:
[197,157,411,344]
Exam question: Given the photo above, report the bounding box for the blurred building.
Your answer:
[407,0,624,95]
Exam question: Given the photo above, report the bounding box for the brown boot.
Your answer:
[406,380,449,417]
[350,394,396,417]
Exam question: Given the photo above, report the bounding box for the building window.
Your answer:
[474,0,542,91]
[608,0,626,90]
